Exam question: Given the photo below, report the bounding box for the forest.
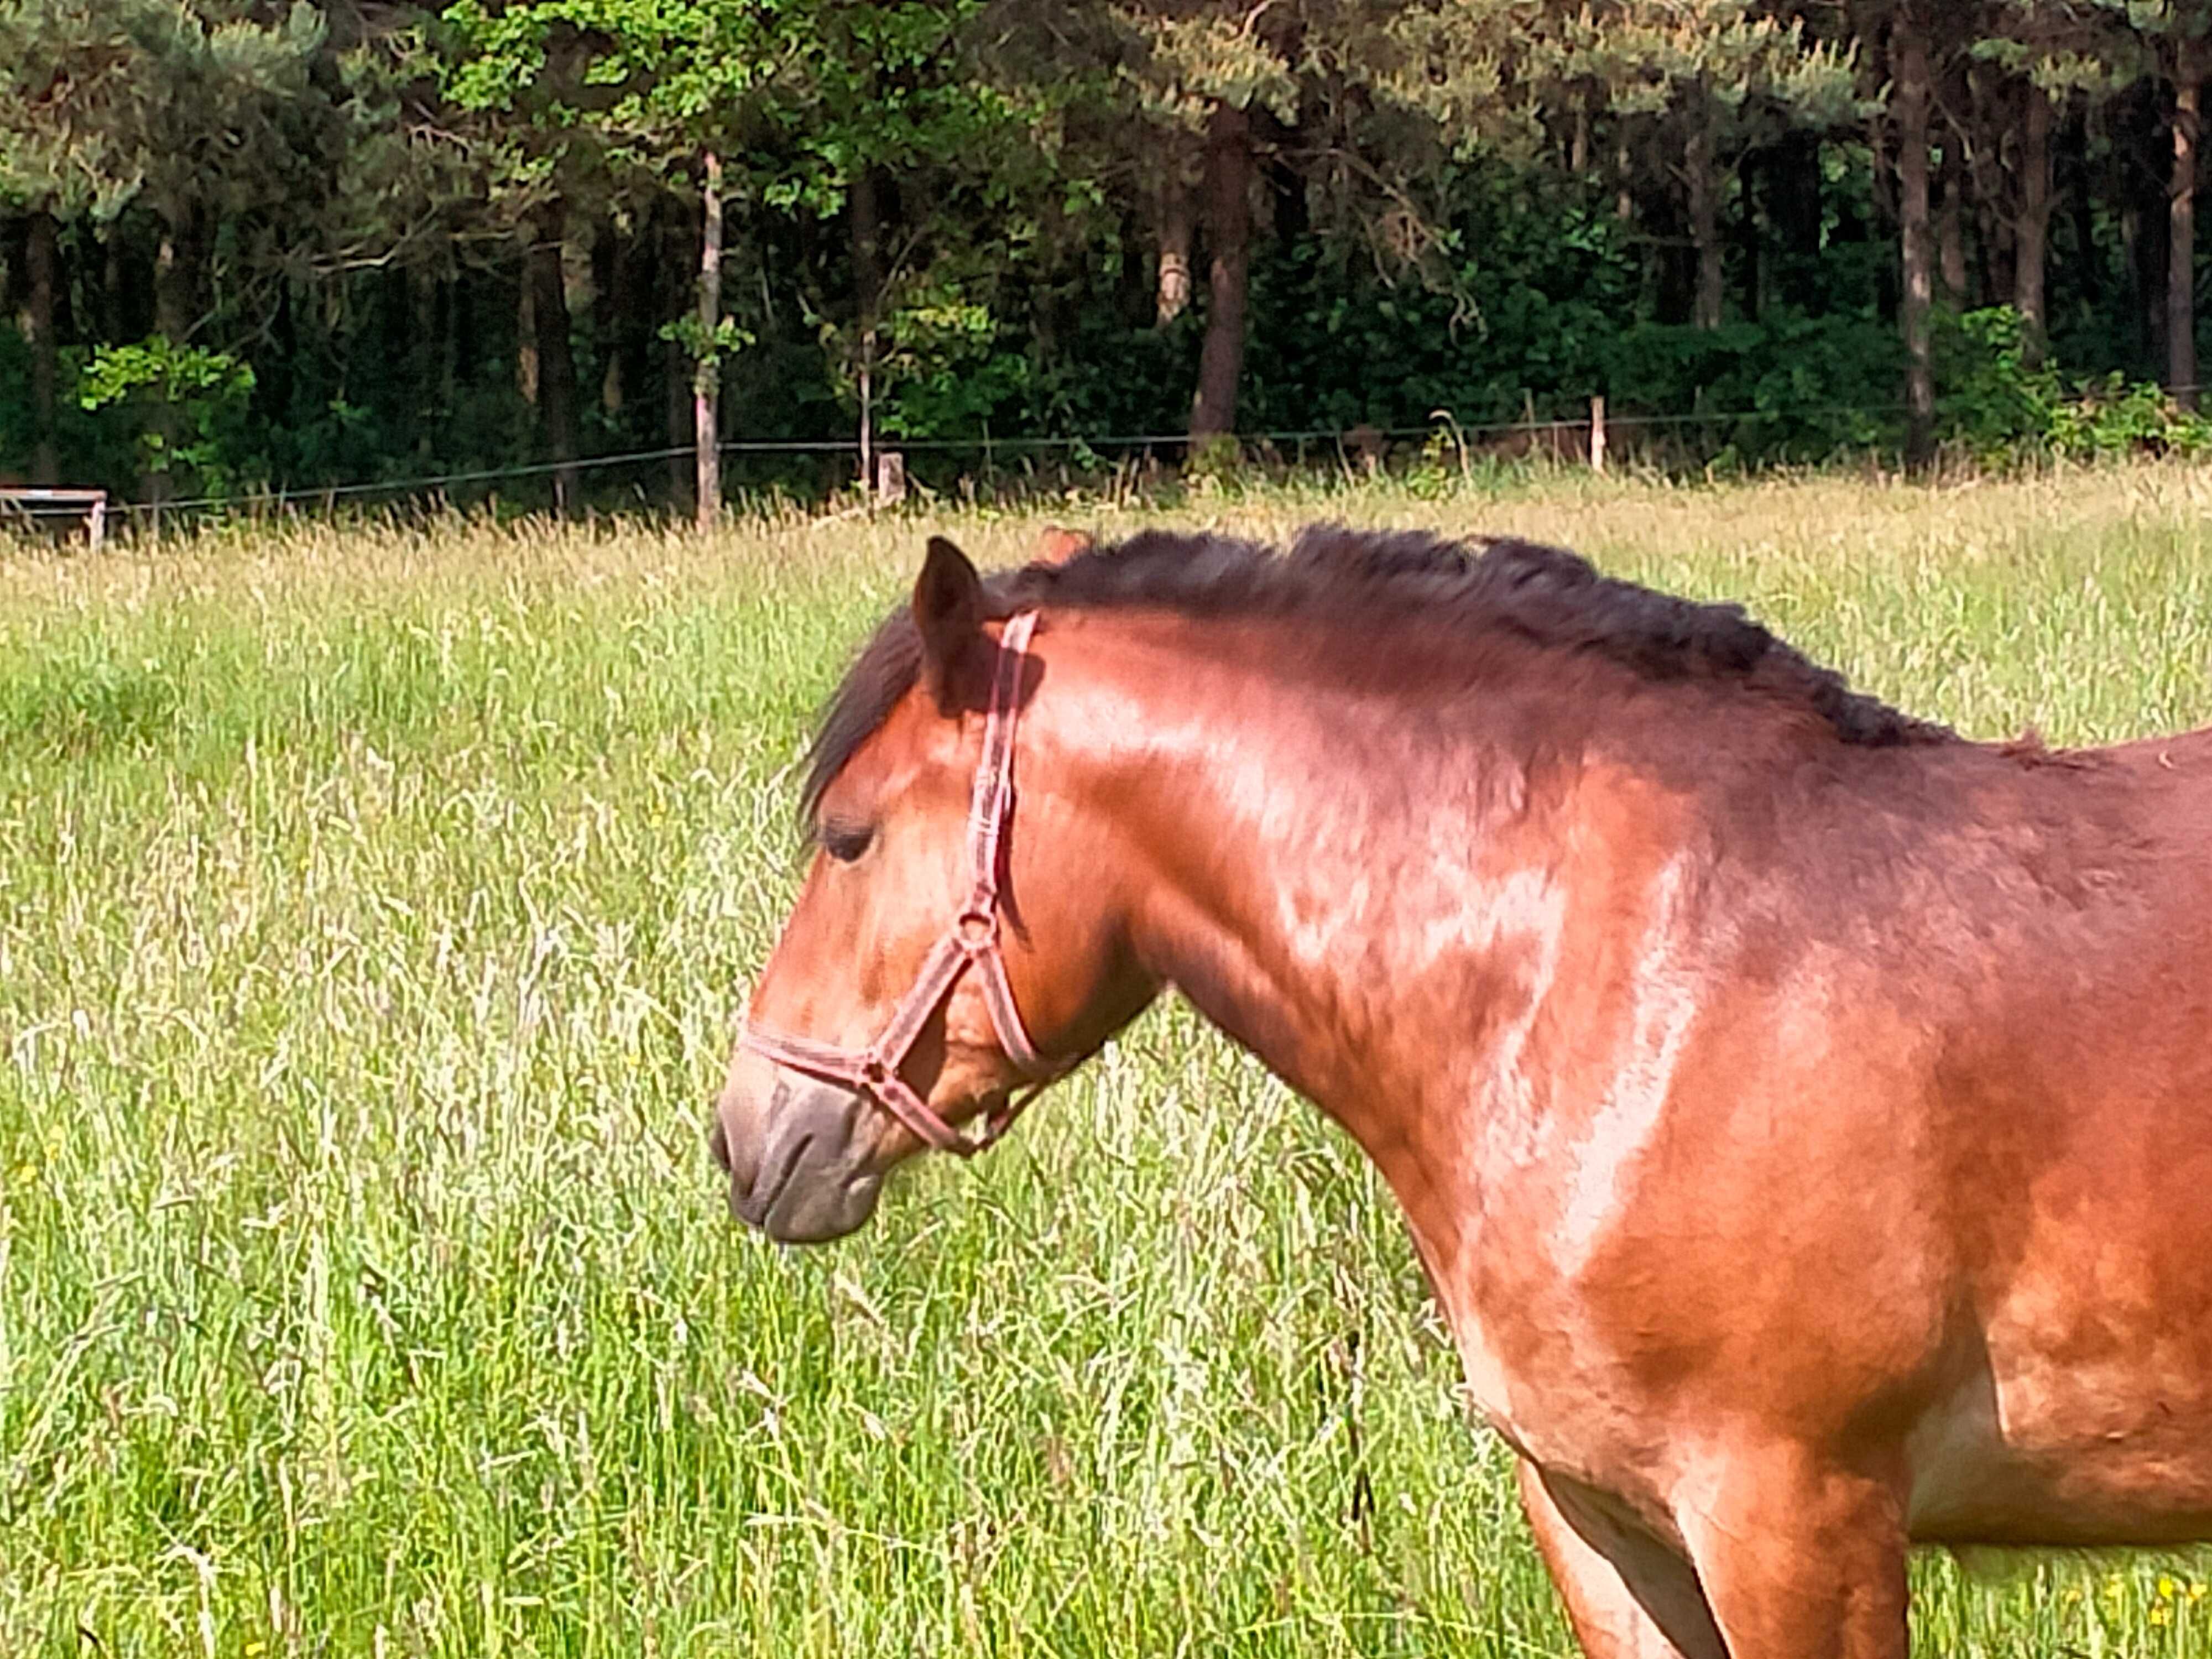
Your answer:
[3,1,2211,519]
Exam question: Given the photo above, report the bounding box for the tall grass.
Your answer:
[6,467,2212,1656]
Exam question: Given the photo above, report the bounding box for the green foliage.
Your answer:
[1183,431,1245,481]
[79,338,254,413]
[0,326,29,462]
[79,337,259,496]
[1603,313,1906,462]
[0,0,330,218]
[3,1,2212,507]
[658,313,757,371]
[1933,306,2062,457]
[869,295,1034,439]
[1402,421,1470,497]
[1935,307,2212,464]
[432,0,785,171]
[2049,375,2212,459]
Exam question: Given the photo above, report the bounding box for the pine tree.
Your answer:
[1,0,331,500]
[1980,2,2140,363]
[0,0,140,484]
[1532,1,1860,330]
[2093,2,2212,403]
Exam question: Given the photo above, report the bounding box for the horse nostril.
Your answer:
[708,1114,732,1172]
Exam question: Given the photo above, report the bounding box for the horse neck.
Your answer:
[1042,614,1658,1263]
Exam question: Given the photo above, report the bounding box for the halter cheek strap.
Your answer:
[739,612,1059,1157]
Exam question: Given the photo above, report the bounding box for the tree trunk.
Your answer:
[1156,179,1193,327]
[107,232,146,344]
[1936,135,1969,305]
[517,259,538,408]
[2128,79,2171,380]
[436,275,460,436]
[1968,71,2015,310]
[1768,129,1825,312]
[268,277,299,459]
[1870,113,1896,231]
[1734,152,1763,321]
[1895,9,1937,471]
[528,200,581,513]
[1686,100,1725,330]
[407,270,439,458]
[851,165,885,491]
[695,150,724,532]
[658,200,691,512]
[153,205,205,343]
[620,232,655,429]
[1188,101,1253,444]
[2172,66,2200,409]
[2067,105,2101,311]
[1645,180,1698,325]
[592,223,627,417]
[149,202,208,509]
[2016,79,2053,367]
[21,208,58,486]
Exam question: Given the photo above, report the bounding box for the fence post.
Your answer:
[875,449,906,508]
[1590,395,1607,474]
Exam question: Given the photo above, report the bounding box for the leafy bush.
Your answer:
[1600,312,1905,466]
[2049,375,2212,460]
[1934,307,2212,464]
[79,337,262,501]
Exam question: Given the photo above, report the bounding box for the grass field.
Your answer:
[8,466,2212,1657]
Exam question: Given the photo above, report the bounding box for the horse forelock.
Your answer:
[799,525,1954,825]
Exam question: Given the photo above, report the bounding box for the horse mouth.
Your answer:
[728,1104,885,1244]
[733,1129,812,1230]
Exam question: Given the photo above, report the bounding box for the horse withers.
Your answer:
[712,525,2212,1658]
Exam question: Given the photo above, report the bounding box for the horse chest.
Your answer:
[1438,1289,1652,1498]
[1418,1128,1702,1496]
[1430,1213,1636,1477]
[1444,1302,1531,1451]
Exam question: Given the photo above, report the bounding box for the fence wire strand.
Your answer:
[1,397,1942,523]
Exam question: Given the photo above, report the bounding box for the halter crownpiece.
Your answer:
[738,611,1057,1156]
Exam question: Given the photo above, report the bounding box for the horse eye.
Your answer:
[820,821,874,864]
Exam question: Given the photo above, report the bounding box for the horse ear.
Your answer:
[914,535,987,712]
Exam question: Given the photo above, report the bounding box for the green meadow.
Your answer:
[7,468,2212,1656]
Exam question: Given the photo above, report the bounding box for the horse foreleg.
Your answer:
[1674,1446,1910,1659]
[1517,1462,1727,1659]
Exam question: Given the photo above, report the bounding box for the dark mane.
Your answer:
[802,526,1953,821]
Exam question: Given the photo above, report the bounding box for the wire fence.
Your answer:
[0,390,2053,526]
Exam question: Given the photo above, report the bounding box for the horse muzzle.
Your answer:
[712,1060,885,1243]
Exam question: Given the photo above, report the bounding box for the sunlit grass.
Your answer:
[6,463,2212,1655]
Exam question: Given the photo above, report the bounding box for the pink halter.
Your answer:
[739,612,1058,1156]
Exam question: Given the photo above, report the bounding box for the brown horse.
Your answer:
[712,525,2212,1658]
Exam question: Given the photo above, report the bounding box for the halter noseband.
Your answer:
[739,611,1059,1157]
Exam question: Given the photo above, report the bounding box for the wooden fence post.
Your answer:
[1590,395,1607,474]
[875,450,906,508]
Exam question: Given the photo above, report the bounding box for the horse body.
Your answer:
[717,529,2212,1657]
[1066,606,2212,1528]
